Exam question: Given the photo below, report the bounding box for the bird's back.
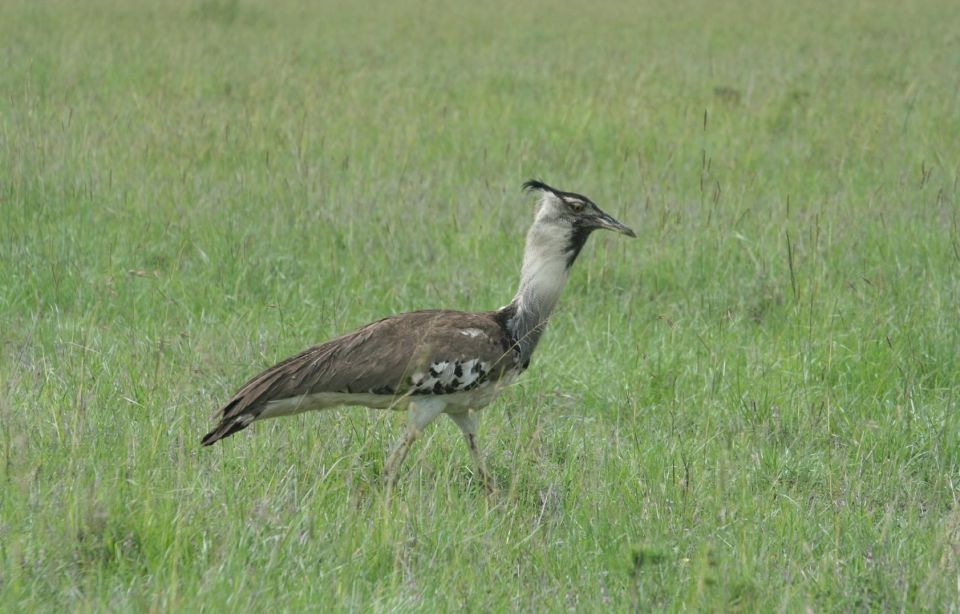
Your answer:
[201,309,520,445]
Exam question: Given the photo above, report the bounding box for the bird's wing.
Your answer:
[202,310,516,444]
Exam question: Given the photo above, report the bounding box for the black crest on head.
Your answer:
[522,179,560,195]
[522,179,594,206]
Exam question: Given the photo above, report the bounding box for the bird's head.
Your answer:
[523,179,636,239]
[522,180,635,268]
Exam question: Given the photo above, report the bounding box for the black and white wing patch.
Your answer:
[409,358,491,395]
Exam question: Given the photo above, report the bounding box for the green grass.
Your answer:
[2,0,960,610]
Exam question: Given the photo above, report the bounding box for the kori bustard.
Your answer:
[202,180,635,490]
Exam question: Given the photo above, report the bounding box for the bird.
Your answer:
[201,180,635,490]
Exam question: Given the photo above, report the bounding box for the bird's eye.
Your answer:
[568,201,584,213]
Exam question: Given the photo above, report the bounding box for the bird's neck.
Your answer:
[502,223,575,365]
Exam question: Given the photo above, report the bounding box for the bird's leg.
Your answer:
[448,410,496,494]
[383,398,445,488]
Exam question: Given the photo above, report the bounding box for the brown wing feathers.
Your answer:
[201,310,515,446]
[201,320,386,446]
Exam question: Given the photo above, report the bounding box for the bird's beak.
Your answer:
[594,211,636,238]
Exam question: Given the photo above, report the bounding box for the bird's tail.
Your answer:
[200,399,255,446]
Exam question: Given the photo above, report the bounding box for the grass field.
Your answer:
[2,0,960,610]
